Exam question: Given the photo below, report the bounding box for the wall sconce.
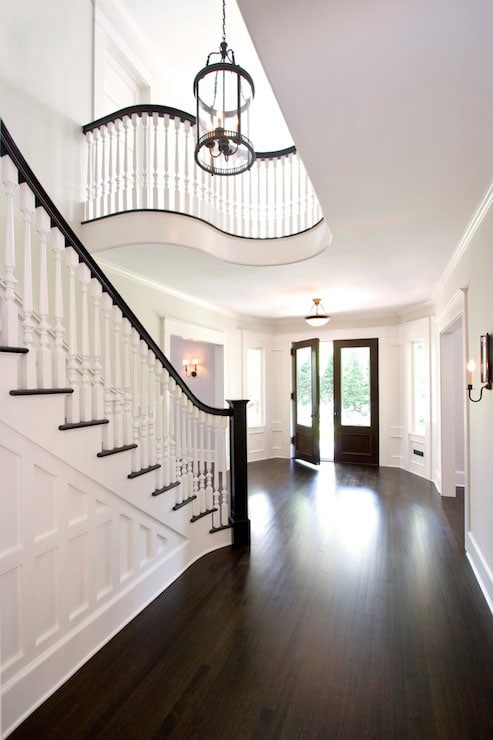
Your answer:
[183,358,199,378]
[467,333,491,402]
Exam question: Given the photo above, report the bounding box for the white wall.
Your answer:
[433,198,493,611]
[0,0,93,230]
[170,335,224,408]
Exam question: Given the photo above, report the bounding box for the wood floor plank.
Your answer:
[11,460,493,739]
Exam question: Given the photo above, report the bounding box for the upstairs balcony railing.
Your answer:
[82,105,323,239]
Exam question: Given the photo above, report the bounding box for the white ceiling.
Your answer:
[104,0,493,321]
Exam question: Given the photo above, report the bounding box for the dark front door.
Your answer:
[292,339,320,465]
[333,338,379,465]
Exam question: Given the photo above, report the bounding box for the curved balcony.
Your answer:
[82,105,327,251]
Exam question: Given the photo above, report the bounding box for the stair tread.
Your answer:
[152,480,180,497]
[0,345,28,354]
[172,495,197,511]
[128,463,160,479]
[97,443,138,458]
[59,419,109,431]
[10,387,74,395]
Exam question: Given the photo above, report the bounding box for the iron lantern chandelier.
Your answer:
[193,0,255,176]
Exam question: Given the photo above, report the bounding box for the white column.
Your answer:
[1,156,19,347]
[51,228,66,388]
[19,183,36,387]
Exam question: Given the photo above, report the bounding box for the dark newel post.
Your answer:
[227,400,250,547]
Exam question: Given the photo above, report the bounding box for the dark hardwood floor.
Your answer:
[12,461,493,739]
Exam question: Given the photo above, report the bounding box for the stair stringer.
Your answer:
[0,357,231,737]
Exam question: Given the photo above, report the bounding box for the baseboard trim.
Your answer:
[466,531,493,616]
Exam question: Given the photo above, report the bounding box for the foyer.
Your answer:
[11,460,493,739]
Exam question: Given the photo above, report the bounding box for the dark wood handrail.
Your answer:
[0,118,230,418]
[82,104,297,161]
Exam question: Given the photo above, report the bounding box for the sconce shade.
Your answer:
[305,298,330,327]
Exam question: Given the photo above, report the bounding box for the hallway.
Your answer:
[12,461,493,739]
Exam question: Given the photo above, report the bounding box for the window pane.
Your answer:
[413,341,426,434]
[296,346,312,427]
[247,348,263,427]
[341,347,370,427]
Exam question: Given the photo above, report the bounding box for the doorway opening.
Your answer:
[320,341,334,461]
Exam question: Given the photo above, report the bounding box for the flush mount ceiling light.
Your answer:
[305,298,330,327]
[193,0,255,176]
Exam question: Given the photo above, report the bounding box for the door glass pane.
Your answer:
[296,346,312,427]
[341,347,371,427]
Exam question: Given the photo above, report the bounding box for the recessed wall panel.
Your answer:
[68,533,89,620]
[34,465,57,541]
[120,514,134,581]
[0,444,21,555]
[96,520,113,599]
[35,547,59,645]
[67,484,88,526]
[139,524,153,567]
[0,565,23,669]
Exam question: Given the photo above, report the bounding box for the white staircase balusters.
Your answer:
[198,411,206,513]
[122,318,133,445]
[107,121,114,215]
[211,415,221,529]
[112,307,124,448]
[173,116,181,213]
[147,350,156,468]
[141,112,149,209]
[168,377,177,489]
[99,125,107,218]
[36,208,52,388]
[131,328,141,471]
[186,399,194,501]
[92,128,100,219]
[297,154,302,233]
[205,416,214,512]
[220,416,229,527]
[289,151,294,235]
[65,247,80,422]
[131,113,139,209]
[162,371,171,489]
[183,119,191,214]
[163,114,170,211]
[1,156,19,347]
[174,385,183,505]
[139,340,149,470]
[91,279,104,419]
[122,116,130,211]
[19,183,36,388]
[180,395,189,501]
[85,131,94,220]
[101,292,114,448]
[152,112,159,209]
[51,228,66,389]
[191,407,200,517]
[78,264,92,419]
[114,119,122,214]
[154,360,164,492]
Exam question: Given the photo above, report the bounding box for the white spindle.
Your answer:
[51,228,66,388]
[289,152,294,235]
[281,156,286,237]
[154,361,164,493]
[19,183,36,387]
[248,167,253,239]
[112,307,124,448]
[205,417,213,511]
[265,159,270,239]
[141,112,149,209]
[256,159,261,238]
[123,116,130,211]
[115,119,122,213]
[100,125,107,217]
[85,131,94,220]
[297,155,302,233]
[183,119,191,213]
[107,122,114,214]
[304,169,309,231]
[272,158,278,238]
[152,112,159,208]
[139,340,149,469]
[122,318,133,445]
[147,350,156,467]
[162,371,171,488]
[163,114,170,210]
[36,208,52,387]
[132,113,139,209]
[1,156,19,347]
[174,116,181,212]
[91,279,104,419]
[191,407,200,517]
[220,416,229,526]
[93,129,100,218]
[131,328,141,472]
[65,247,80,422]
[169,377,176,487]
[78,263,92,418]
[212,415,221,525]
[225,176,231,233]
[186,399,194,501]
[174,386,183,504]
[179,395,188,501]
[198,411,206,513]
[102,292,114,449]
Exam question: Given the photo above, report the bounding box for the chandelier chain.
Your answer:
[222,0,226,43]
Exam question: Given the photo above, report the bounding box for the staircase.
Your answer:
[0,119,249,737]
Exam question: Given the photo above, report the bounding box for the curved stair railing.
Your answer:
[0,118,249,546]
[82,104,323,239]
